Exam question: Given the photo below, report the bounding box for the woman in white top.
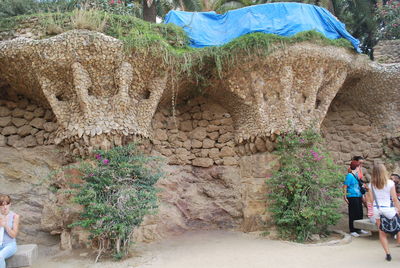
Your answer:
[367,164,400,262]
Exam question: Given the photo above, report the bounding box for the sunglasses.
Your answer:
[0,202,10,207]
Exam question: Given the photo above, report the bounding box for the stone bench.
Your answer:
[6,244,38,268]
[354,219,379,232]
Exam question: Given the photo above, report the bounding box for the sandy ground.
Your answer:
[32,230,400,268]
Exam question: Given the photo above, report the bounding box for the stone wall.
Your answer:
[0,98,58,148]
[151,96,238,167]
[321,92,385,174]
[3,31,399,157]
[383,136,400,173]
[0,28,399,248]
[0,146,63,246]
[374,40,400,64]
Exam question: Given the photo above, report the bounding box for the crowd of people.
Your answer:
[344,156,400,262]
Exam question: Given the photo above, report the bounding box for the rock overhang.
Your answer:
[0,29,399,155]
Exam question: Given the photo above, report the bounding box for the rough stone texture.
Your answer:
[0,28,400,248]
[0,134,6,146]
[0,97,58,148]
[194,44,400,147]
[0,146,63,245]
[29,118,46,129]
[6,244,38,268]
[0,116,11,127]
[374,40,400,64]
[0,30,167,155]
[1,31,398,157]
[353,219,378,232]
[2,125,17,136]
[321,76,400,176]
[151,97,239,167]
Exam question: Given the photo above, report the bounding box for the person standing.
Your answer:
[344,161,368,237]
[0,194,20,268]
[367,164,400,262]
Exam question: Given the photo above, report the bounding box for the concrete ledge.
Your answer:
[6,244,38,268]
[283,230,351,247]
[354,219,379,232]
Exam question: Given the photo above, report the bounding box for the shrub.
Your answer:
[0,0,40,18]
[377,0,400,40]
[70,144,163,261]
[266,129,343,242]
[0,0,78,18]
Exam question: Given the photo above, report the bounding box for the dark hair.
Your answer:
[350,161,360,171]
[391,174,400,179]
[0,194,11,205]
[352,156,364,161]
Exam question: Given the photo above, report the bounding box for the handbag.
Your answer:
[371,186,400,235]
[351,173,366,195]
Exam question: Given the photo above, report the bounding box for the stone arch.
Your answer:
[321,63,400,173]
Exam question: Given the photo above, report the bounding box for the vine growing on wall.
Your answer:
[266,129,343,242]
[70,144,163,261]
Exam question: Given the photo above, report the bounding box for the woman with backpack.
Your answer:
[367,164,400,262]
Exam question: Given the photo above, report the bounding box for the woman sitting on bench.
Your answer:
[0,194,20,268]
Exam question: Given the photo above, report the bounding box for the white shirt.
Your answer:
[369,180,395,207]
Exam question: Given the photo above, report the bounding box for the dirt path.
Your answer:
[33,230,400,268]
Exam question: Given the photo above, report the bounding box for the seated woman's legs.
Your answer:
[0,242,17,268]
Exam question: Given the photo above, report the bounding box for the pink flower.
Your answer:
[95,154,102,160]
[103,159,110,165]
[109,0,115,4]
[88,173,94,177]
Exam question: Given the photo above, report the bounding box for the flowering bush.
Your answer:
[266,129,343,242]
[70,144,163,261]
[377,0,400,39]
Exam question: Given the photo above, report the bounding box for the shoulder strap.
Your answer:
[350,173,362,184]
[350,172,358,180]
[371,186,381,211]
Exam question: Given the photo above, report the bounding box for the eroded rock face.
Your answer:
[0,146,63,245]
[40,152,280,247]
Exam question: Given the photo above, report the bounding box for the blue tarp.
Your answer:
[164,3,360,52]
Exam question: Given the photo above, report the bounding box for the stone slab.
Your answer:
[6,244,38,268]
[354,219,378,232]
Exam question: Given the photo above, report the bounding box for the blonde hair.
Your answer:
[371,164,388,189]
[0,194,11,205]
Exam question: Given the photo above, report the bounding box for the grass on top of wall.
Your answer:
[0,10,355,79]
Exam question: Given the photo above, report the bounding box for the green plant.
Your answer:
[71,8,109,31]
[377,0,400,40]
[70,144,163,261]
[0,0,78,19]
[266,128,343,242]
